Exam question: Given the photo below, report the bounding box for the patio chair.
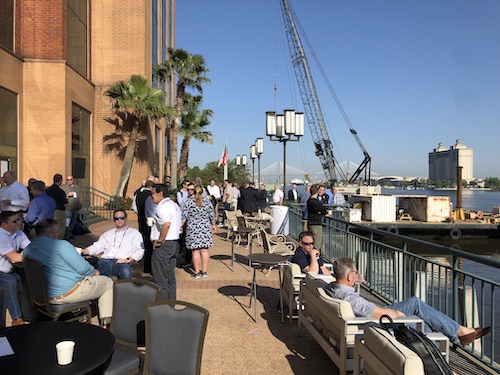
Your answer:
[282,262,305,324]
[224,210,240,242]
[22,256,92,323]
[260,229,296,256]
[353,323,424,375]
[144,301,209,375]
[104,279,161,375]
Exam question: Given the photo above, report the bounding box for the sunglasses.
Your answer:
[302,241,314,246]
[187,188,194,191]
[113,216,126,221]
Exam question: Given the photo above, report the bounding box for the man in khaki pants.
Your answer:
[46,174,68,239]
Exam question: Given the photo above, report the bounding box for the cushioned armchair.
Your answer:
[353,323,425,375]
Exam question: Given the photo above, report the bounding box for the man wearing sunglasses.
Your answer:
[81,210,144,279]
[291,231,331,275]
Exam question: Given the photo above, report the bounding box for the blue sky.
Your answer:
[176,0,500,179]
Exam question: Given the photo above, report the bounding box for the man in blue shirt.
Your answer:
[291,231,331,275]
[24,180,56,237]
[23,219,113,327]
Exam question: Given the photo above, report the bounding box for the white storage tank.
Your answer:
[348,195,396,222]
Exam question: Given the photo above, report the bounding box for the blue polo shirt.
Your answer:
[291,248,325,274]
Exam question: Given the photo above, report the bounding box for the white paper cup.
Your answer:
[146,217,154,227]
[232,225,238,232]
[327,210,333,216]
[56,340,75,365]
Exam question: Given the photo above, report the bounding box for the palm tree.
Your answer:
[104,75,171,197]
[178,94,214,181]
[153,48,210,188]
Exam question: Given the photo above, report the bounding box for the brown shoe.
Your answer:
[459,326,491,345]
[11,318,25,326]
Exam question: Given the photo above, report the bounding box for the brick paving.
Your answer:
[73,217,336,375]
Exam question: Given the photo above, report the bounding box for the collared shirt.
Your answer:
[223,184,233,203]
[291,248,325,274]
[46,184,68,210]
[24,193,56,226]
[333,192,347,206]
[86,225,144,261]
[272,189,284,204]
[177,189,189,207]
[0,228,31,273]
[206,185,221,199]
[152,198,182,241]
[326,283,376,317]
[0,181,30,212]
[23,236,95,298]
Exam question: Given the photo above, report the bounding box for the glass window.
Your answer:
[0,86,18,173]
[67,0,88,77]
[71,103,90,186]
[0,0,15,51]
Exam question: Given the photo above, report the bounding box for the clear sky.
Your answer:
[176,0,500,180]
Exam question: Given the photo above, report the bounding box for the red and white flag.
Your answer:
[218,145,228,167]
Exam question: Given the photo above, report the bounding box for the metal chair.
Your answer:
[143,300,209,375]
[104,279,161,375]
[22,256,92,323]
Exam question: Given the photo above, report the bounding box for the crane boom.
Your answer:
[279,0,338,183]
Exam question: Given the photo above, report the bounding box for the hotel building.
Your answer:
[428,139,473,182]
[0,0,175,196]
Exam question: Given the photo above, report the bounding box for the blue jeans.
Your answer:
[96,259,132,279]
[388,296,460,339]
[152,240,179,300]
[0,271,23,320]
[64,210,79,239]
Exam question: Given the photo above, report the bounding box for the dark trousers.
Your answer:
[152,240,179,300]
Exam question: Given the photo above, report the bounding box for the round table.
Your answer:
[246,253,288,322]
[0,321,115,374]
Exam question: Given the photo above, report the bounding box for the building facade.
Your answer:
[0,0,175,196]
[428,139,473,182]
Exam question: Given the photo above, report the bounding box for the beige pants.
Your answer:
[54,210,67,239]
[50,275,114,318]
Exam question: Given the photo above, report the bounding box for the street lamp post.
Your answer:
[256,138,264,185]
[236,154,248,179]
[250,145,256,183]
[266,109,304,202]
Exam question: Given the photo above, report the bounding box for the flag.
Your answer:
[218,145,228,167]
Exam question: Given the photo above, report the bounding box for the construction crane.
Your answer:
[279,0,371,185]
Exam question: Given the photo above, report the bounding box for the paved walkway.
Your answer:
[73,217,336,375]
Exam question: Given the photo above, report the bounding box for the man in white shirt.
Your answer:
[177,180,189,208]
[0,211,31,326]
[82,210,144,279]
[0,171,30,223]
[272,185,284,205]
[150,184,182,300]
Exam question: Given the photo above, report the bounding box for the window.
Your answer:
[0,86,18,173]
[67,0,88,77]
[0,0,15,51]
[71,103,90,185]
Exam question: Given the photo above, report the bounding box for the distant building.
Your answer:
[428,140,473,181]
[0,0,175,196]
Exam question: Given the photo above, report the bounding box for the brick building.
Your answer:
[0,0,175,197]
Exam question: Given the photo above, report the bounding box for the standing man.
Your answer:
[317,184,329,204]
[0,171,30,223]
[46,174,68,239]
[231,183,241,211]
[272,184,284,205]
[257,183,268,212]
[137,181,155,274]
[241,182,259,215]
[291,231,331,275]
[287,184,299,202]
[82,210,144,279]
[332,187,347,207]
[176,180,189,208]
[298,185,311,231]
[61,176,82,240]
[206,179,221,212]
[23,219,113,328]
[150,184,182,300]
[222,180,233,211]
[24,180,56,237]
[307,185,327,251]
[0,211,31,326]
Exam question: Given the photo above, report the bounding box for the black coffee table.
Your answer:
[0,321,115,374]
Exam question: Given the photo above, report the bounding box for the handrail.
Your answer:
[79,186,116,222]
[288,203,500,370]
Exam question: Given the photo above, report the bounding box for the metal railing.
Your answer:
[288,203,500,370]
[79,186,116,223]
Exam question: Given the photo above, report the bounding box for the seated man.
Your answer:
[0,211,31,326]
[82,210,144,279]
[291,231,331,276]
[23,219,113,327]
[327,257,490,346]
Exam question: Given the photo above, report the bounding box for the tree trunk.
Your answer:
[178,135,191,181]
[114,124,139,197]
[170,84,185,190]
